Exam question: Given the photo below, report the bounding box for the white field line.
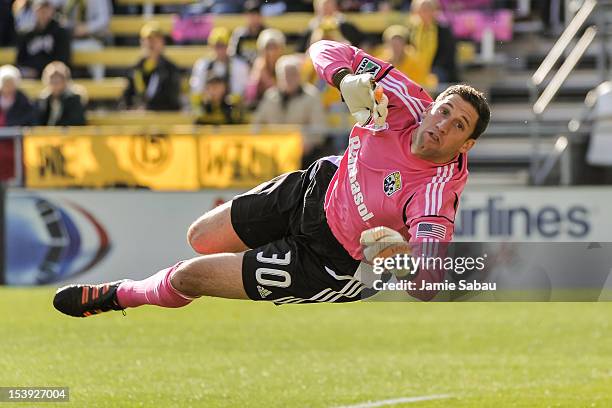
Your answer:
[332,394,453,408]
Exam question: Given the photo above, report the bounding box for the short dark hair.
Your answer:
[436,84,490,140]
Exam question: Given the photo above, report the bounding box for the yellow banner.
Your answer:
[198,132,303,188]
[23,129,302,190]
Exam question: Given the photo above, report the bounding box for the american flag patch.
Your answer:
[416,222,446,240]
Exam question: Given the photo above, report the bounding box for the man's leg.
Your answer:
[117,253,248,309]
[187,200,249,255]
[53,252,249,317]
[54,171,307,317]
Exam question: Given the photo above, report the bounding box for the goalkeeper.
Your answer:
[53,40,490,316]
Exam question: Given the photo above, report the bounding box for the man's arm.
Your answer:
[309,40,430,127]
[308,40,388,126]
[403,216,455,301]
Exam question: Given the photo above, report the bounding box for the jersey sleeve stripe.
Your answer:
[424,166,441,215]
[431,165,449,215]
[382,75,424,115]
[385,74,427,111]
[436,163,455,214]
[379,77,420,121]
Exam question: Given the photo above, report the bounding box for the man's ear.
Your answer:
[458,138,476,154]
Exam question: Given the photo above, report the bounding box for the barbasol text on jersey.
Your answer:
[347,136,374,222]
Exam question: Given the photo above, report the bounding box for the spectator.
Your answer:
[194,73,243,125]
[61,0,112,41]
[376,25,437,90]
[253,54,326,166]
[0,65,37,127]
[123,22,181,111]
[245,28,285,107]
[12,0,63,34]
[61,0,112,78]
[228,0,267,66]
[37,61,86,126]
[190,27,249,111]
[16,0,71,79]
[297,0,363,52]
[408,0,459,83]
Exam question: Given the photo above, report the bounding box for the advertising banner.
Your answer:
[23,132,200,190]
[455,187,610,242]
[22,129,302,190]
[198,133,303,188]
[4,187,612,287]
[4,189,242,286]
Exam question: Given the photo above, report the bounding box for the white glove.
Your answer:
[340,73,388,126]
[360,226,413,277]
[360,226,411,263]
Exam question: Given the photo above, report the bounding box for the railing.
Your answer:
[528,0,602,184]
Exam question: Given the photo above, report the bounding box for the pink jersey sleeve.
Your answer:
[404,160,465,248]
[401,162,466,301]
[309,40,433,130]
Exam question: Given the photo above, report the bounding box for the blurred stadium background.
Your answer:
[1,0,612,406]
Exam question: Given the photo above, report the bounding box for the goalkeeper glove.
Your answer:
[360,226,412,277]
[339,73,388,126]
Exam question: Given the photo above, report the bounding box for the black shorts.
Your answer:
[231,158,365,304]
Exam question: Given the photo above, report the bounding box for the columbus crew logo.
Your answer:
[383,171,402,197]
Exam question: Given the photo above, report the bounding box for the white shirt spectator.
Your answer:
[190,56,250,98]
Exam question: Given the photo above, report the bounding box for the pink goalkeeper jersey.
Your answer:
[309,40,469,260]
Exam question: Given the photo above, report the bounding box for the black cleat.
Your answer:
[53,280,130,317]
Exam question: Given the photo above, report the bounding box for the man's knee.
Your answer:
[187,220,212,254]
[170,259,208,298]
[187,201,245,255]
[169,254,247,299]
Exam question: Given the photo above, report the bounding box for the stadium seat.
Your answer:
[0,46,210,70]
[73,46,210,69]
[213,12,405,34]
[20,78,127,101]
[110,12,406,37]
[0,48,14,65]
[86,111,195,126]
[109,15,174,36]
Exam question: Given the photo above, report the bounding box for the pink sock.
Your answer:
[116,262,197,309]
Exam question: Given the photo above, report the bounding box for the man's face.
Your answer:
[316,0,336,17]
[141,35,164,57]
[264,42,282,63]
[1,78,17,97]
[214,42,228,59]
[49,73,66,97]
[389,36,405,55]
[35,4,54,28]
[205,81,227,103]
[246,12,262,28]
[417,2,436,25]
[279,66,300,94]
[412,94,479,163]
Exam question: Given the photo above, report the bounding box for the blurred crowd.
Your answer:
[0,0,489,163]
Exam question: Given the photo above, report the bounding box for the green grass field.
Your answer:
[1,288,611,407]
